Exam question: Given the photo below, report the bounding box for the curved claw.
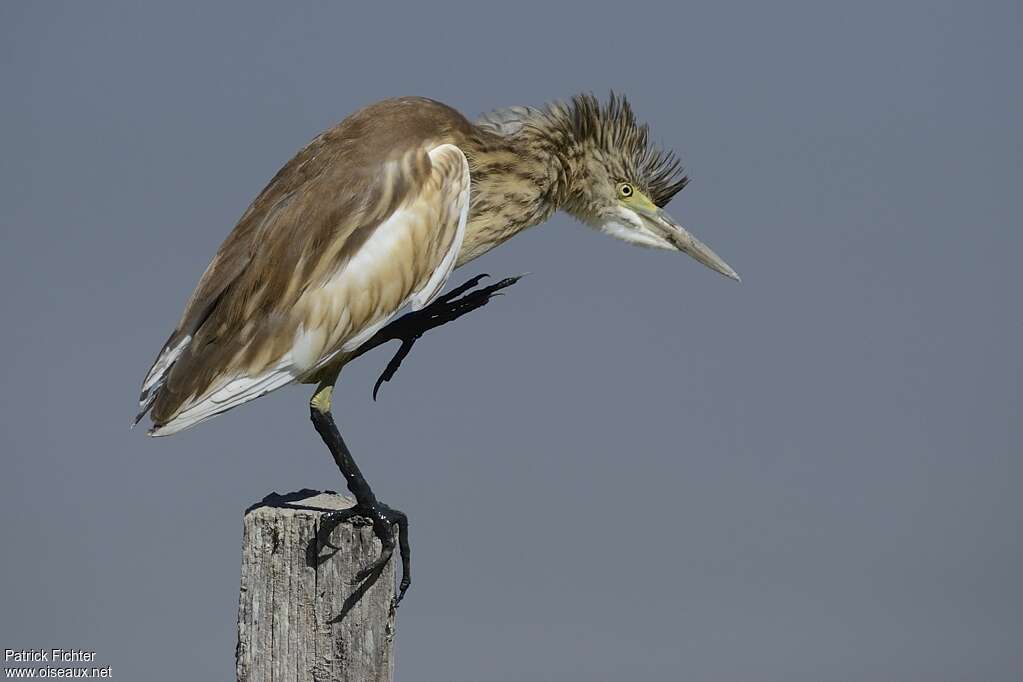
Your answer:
[368,273,525,400]
[372,338,416,401]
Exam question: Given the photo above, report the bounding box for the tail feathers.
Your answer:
[146,359,297,436]
[132,333,191,430]
[141,334,191,394]
[131,392,157,429]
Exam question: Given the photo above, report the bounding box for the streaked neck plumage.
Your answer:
[455,108,582,266]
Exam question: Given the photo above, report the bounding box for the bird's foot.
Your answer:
[368,273,525,399]
[323,500,411,606]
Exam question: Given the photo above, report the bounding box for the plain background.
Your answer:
[2,1,1020,680]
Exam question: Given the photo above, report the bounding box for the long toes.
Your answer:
[344,503,411,601]
[436,273,490,304]
[350,507,397,583]
[317,508,361,549]
[392,512,411,605]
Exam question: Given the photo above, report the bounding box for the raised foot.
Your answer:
[360,273,525,399]
[323,500,411,606]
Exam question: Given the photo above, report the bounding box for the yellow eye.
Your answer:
[618,183,635,199]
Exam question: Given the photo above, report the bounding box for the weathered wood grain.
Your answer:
[236,490,396,682]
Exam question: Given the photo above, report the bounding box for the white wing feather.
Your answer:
[148,144,470,436]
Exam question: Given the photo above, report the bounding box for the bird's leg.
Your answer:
[353,273,524,399]
[308,274,519,604]
[309,381,412,605]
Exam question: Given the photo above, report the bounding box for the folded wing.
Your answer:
[138,142,470,436]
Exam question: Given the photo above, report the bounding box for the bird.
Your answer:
[134,93,740,604]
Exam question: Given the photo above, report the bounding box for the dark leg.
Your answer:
[309,273,522,605]
[352,273,524,399]
[310,383,411,605]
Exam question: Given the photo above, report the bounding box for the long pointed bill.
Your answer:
[647,208,741,282]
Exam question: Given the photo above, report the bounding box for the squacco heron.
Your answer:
[134,94,739,603]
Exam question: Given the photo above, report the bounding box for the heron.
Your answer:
[134,94,740,604]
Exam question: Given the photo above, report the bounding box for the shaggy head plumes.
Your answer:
[473,93,736,276]
[556,92,689,208]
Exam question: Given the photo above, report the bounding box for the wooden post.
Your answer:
[236,490,397,682]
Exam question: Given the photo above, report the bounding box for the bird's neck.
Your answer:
[455,115,581,266]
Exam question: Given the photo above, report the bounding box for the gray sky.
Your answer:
[2,1,1021,680]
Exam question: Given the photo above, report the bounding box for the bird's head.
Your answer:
[558,94,740,282]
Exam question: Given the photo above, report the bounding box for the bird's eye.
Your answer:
[618,183,634,198]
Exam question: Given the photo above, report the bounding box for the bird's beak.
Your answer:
[642,207,741,282]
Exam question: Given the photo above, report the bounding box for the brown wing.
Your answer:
[136,98,475,434]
